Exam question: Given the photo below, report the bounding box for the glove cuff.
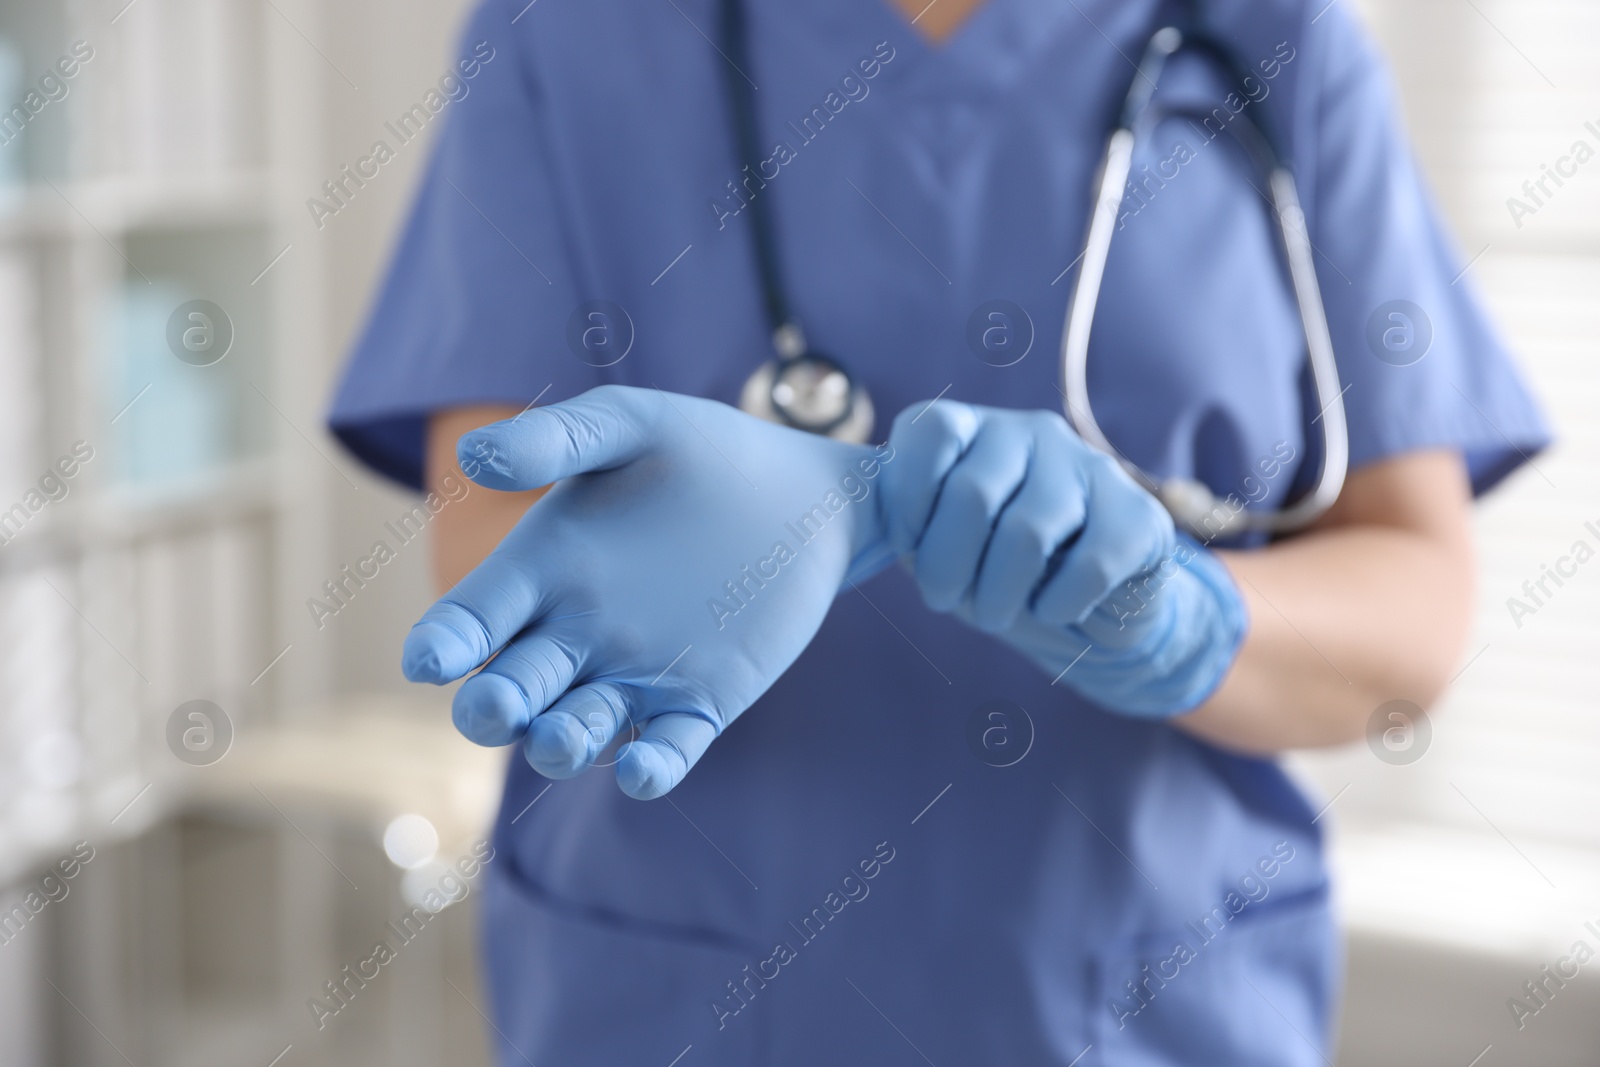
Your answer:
[1076,533,1250,719]
[1157,533,1250,715]
[841,443,900,587]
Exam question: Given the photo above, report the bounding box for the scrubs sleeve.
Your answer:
[327,0,601,489]
[1302,7,1550,496]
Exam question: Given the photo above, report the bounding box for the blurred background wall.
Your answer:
[0,0,1594,1064]
[0,2,496,1064]
[1287,2,1600,1063]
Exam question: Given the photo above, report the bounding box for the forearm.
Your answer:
[1173,451,1475,754]
[428,405,549,592]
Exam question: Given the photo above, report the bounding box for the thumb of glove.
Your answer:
[457,384,658,491]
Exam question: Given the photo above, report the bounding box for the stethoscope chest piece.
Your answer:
[739,351,875,444]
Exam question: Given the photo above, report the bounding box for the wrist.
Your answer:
[1147,535,1250,714]
[1053,534,1250,718]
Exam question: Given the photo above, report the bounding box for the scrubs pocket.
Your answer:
[1088,891,1338,1067]
[481,865,764,1067]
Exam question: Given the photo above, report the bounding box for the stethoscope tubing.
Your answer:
[718,0,1350,531]
[719,0,870,439]
[1061,26,1349,536]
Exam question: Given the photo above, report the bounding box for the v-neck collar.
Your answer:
[849,0,1114,96]
[884,0,1006,55]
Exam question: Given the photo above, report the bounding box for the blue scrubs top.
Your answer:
[330,0,1548,1062]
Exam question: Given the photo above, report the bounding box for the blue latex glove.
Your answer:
[402,385,896,799]
[881,401,1247,717]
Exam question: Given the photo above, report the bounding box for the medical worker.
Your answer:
[329,0,1547,1062]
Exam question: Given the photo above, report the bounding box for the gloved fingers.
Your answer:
[613,712,719,800]
[403,557,550,684]
[456,384,654,492]
[972,443,1089,632]
[1033,456,1175,627]
[883,400,982,555]
[450,633,582,746]
[913,416,1031,613]
[522,681,637,778]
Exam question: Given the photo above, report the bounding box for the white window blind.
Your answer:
[1292,0,1600,855]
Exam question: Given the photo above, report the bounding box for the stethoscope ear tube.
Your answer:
[1061,128,1151,489]
[1262,168,1348,533]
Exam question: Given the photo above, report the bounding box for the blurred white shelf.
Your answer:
[186,692,504,856]
[1330,822,1600,961]
[0,171,276,241]
[0,459,280,559]
[79,457,280,539]
[0,692,501,890]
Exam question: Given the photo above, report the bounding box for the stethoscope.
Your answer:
[1063,25,1348,536]
[720,0,1349,537]
[720,0,875,444]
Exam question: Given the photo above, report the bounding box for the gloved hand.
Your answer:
[402,385,895,799]
[881,400,1247,717]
